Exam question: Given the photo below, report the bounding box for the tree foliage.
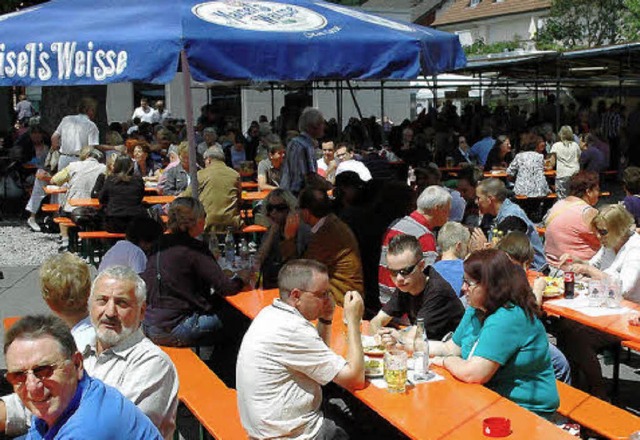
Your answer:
[536,0,640,49]
[464,37,524,56]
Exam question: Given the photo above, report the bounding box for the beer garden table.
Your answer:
[226,288,572,440]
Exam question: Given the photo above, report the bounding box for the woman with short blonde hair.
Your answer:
[549,125,581,197]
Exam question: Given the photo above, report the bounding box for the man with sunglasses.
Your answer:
[0,265,178,439]
[4,315,162,439]
[370,234,464,344]
[237,259,365,439]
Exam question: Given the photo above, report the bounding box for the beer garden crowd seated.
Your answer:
[1,95,640,439]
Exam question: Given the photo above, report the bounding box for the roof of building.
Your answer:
[362,0,439,22]
[432,0,551,27]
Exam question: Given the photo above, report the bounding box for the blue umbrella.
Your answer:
[0,0,465,85]
[183,0,466,81]
[0,0,466,195]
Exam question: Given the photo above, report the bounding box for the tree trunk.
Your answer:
[41,86,108,142]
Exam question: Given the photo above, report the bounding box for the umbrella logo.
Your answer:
[192,1,327,32]
[315,2,416,33]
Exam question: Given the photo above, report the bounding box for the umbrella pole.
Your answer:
[181,50,199,198]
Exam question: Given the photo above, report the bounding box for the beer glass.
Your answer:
[384,349,408,393]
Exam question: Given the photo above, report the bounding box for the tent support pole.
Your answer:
[181,50,199,198]
[336,81,343,134]
[346,80,363,120]
[555,65,560,131]
[270,83,275,121]
[380,80,385,123]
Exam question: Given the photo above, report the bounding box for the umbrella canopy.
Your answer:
[183,0,467,81]
[0,0,466,86]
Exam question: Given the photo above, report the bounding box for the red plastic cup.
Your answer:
[483,417,511,437]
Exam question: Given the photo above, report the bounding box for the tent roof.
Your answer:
[455,43,640,85]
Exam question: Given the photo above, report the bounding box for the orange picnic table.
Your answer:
[484,169,556,179]
[542,298,640,343]
[241,190,270,202]
[226,289,572,440]
[44,185,68,195]
[69,195,175,208]
[241,181,259,190]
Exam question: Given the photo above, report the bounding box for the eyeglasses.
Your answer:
[5,361,68,386]
[301,289,331,300]
[463,278,479,288]
[266,203,289,213]
[388,262,421,278]
[596,228,608,236]
[335,152,348,159]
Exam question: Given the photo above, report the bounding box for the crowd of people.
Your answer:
[2,94,640,439]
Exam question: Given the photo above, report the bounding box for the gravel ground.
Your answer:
[0,221,59,266]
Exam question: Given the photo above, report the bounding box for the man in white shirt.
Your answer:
[236,259,365,439]
[51,97,100,170]
[132,98,158,124]
[335,142,372,182]
[153,100,171,124]
[0,266,179,440]
[99,217,164,274]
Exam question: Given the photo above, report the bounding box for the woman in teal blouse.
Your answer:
[430,249,559,417]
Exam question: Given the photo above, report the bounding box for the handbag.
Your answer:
[70,207,102,230]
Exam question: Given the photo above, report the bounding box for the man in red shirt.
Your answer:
[378,185,451,305]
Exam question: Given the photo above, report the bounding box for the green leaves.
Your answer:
[536,0,640,49]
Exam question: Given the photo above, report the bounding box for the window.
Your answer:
[469,0,481,6]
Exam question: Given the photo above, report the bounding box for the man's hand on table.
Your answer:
[377,327,402,349]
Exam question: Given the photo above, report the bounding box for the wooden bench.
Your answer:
[77,231,126,266]
[622,340,640,352]
[161,346,246,440]
[42,203,59,213]
[556,380,640,439]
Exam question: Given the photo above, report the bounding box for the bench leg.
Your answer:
[612,343,621,402]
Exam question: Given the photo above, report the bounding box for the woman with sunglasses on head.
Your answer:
[558,203,640,303]
[430,249,559,418]
[254,189,298,288]
[554,204,640,398]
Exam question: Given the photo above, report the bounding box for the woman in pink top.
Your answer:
[544,171,600,267]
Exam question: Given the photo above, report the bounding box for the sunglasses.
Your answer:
[5,361,67,386]
[388,262,420,278]
[267,203,289,213]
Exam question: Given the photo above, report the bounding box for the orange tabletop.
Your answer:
[438,166,462,172]
[144,195,175,204]
[227,289,570,439]
[44,185,68,195]
[542,298,640,343]
[241,181,259,190]
[69,195,176,208]
[68,198,99,208]
[145,186,160,193]
[484,170,556,179]
[241,190,271,202]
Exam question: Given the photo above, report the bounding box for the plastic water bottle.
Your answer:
[224,227,236,266]
[208,233,220,260]
[413,318,429,379]
[239,238,250,269]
